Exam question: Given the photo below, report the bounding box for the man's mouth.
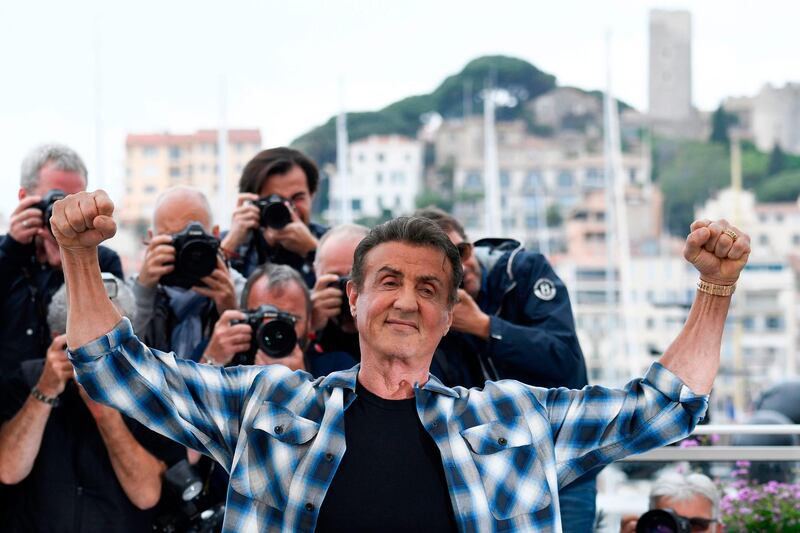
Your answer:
[385,319,418,330]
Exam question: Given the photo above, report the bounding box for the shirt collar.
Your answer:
[318,363,459,399]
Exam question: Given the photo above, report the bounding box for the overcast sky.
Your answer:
[0,0,796,218]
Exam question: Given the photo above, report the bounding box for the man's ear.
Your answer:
[146,228,154,241]
[346,279,358,317]
[18,188,27,201]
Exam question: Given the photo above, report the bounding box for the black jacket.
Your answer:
[432,249,588,390]
[0,234,123,374]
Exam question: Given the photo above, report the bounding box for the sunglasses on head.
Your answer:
[456,242,473,261]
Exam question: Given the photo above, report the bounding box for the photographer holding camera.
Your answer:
[133,186,245,360]
[621,471,722,533]
[0,277,183,532]
[307,224,369,364]
[220,147,327,288]
[0,144,123,373]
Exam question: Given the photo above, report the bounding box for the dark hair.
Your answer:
[351,217,463,307]
[413,206,467,240]
[239,147,319,196]
[241,263,312,318]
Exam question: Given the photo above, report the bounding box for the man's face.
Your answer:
[20,162,87,268]
[446,230,481,299]
[347,241,453,364]
[152,195,217,238]
[316,234,362,333]
[259,165,313,225]
[246,277,310,362]
[655,495,717,532]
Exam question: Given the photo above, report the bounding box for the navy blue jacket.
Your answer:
[432,249,588,390]
[0,234,123,374]
[224,222,328,288]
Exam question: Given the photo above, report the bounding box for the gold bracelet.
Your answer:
[697,279,736,297]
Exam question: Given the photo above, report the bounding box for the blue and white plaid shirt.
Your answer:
[70,318,708,532]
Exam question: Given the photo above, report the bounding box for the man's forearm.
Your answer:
[96,413,166,510]
[0,397,52,484]
[658,291,730,395]
[63,248,122,349]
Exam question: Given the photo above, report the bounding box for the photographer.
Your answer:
[220,147,327,287]
[621,472,721,533]
[0,144,122,373]
[307,223,369,363]
[202,263,353,376]
[133,186,245,360]
[0,277,183,532]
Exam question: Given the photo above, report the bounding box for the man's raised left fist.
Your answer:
[50,190,117,251]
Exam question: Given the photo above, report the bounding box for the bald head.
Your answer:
[315,223,369,278]
[153,186,215,236]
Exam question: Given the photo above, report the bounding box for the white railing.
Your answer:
[621,424,800,462]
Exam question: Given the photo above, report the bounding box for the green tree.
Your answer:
[415,190,453,213]
[755,170,800,202]
[767,143,787,176]
[545,204,562,227]
[709,104,737,145]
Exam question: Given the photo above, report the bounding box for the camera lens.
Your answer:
[180,240,217,278]
[255,319,297,358]
[636,509,690,533]
[263,201,292,230]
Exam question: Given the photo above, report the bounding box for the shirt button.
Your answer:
[498,437,507,446]
[26,328,33,336]
[305,502,314,512]
[325,453,334,462]
[274,425,284,435]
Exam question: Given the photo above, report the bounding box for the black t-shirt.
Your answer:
[316,382,457,532]
[0,359,184,533]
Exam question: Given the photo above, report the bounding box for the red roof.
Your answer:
[126,129,261,146]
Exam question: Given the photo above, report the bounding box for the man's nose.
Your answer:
[392,284,419,313]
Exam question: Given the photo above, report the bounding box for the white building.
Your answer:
[752,83,800,154]
[329,135,423,221]
[648,9,693,121]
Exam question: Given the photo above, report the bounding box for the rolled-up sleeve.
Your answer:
[69,317,286,470]
[529,362,708,487]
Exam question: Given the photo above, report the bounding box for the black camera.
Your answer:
[636,509,692,533]
[328,275,352,320]
[252,194,293,230]
[37,189,67,233]
[160,222,220,289]
[230,304,298,364]
[154,459,225,533]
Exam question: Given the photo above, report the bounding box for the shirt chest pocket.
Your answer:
[460,416,551,520]
[230,402,320,511]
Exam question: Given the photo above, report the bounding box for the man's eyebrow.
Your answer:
[416,275,444,287]
[376,266,403,277]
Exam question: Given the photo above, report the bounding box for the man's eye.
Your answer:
[419,287,435,297]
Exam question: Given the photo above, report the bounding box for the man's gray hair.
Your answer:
[21,143,88,191]
[649,471,720,518]
[314,223,370,268]
[47,275,136,335]
[241,263,311,318]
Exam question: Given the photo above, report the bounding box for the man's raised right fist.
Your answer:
[50,190,117,251]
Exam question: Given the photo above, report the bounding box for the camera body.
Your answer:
[252,194,293,230]
[230,304,298,364]
[636,509,691,533]
[159,222,220,289]
[328,275,352,320]
[37,189,67,232]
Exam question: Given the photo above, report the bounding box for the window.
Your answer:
[377,152,385,162]
[142,146,157,157]
[236,143,244,153]
[557,170,574,188]
[376,172,383,184]
[351,199,362,211]
[465,172,482,190]
[524,195,539,211]
[765,316,784,331]
[358,152,365,162]
[793,234,800,246]
[742,316,756,331]
[585,168,604,188]
[169,146,182,159]
[759,234,770,246]
[499,171,511,189]
[169,167,181,178]
[391,172,405,184]
[524,171,543,190]
[525,216,539,229]
[628,168,637,183]
[502,216,515,228]
[144,185,157,194]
